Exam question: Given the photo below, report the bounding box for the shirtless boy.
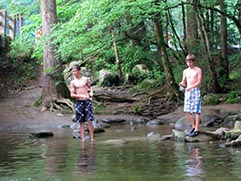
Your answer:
[70,64,95,142]
[179,54,202,137]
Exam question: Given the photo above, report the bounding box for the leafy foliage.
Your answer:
[1,37,38,87]
[226,91,241,104]
[1,0,240,98]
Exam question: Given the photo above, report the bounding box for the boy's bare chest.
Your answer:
[73,79,87,88]
[186,69,198,79]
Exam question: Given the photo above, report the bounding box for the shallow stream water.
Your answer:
[0,124,241,181]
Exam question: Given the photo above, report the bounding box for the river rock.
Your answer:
[220,135,241,148]
[174,116,191,130]
[210,127,229,135]
[234,121,241,130]
[172,129,220,143]
[102,139,126,145]
[131,117,150,124]
[94,127,105,133]
[221,113,240,126]
[172,129,186,142]
[30,130,54,138]
[202,114,223,127]
[101,118,126,124]
[95,121,111,129]
[223,130,241,140]
[147,132,160,138]
[146,119,163,126]
[58,124,71,128]
[99,69,119,87]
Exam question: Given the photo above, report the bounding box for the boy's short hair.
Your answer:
[186,54,195,61]
[72,64,81,71]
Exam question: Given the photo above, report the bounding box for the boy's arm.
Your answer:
[179,70,187,87]
[86,79,93,97]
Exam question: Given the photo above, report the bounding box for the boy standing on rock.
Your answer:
[179,54,202,137]
[70,64,95,142]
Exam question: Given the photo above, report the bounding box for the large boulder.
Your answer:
[234,120,241,130]
[133,64,150,74]
[124,73,139,85]
[174,116,191,130]
[99,69,119,87]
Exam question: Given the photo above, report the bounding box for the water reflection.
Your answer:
[75,142,95,176]
[1,126,241,180]
[185,146,205,181]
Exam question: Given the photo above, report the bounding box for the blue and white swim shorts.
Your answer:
[75,100,95,123]
[184,87,201,114]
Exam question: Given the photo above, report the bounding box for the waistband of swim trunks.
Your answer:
[76,99,91,102]
[190,87,200,91]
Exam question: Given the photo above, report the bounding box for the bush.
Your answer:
[1,36,38,87]
[226,91,241,104]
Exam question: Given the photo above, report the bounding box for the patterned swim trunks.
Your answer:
[184,87,201,113]
[75,100,95,123]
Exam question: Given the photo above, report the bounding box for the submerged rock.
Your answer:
[30,130,54,138]
[101,139,126,145]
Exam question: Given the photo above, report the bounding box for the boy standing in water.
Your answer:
[179,54,202,137]
[70,64,95,142]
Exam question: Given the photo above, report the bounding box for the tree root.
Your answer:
[49,98,74,112]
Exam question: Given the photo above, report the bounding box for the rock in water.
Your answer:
[30,130,54,138]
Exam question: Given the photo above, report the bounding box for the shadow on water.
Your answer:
[0,125,241,181]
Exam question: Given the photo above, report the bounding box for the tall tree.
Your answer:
[220,0,229,82]
[186,0,198,53]
[152,1,179,102]
[238,0,241,25]
[196,8,220,92]
[110,26,123,81]
[40,0,69,110]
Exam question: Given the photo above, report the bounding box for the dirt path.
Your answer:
[0,86,240,131]
[0,87,70,130]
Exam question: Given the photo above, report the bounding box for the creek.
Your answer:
[0,124,241,181]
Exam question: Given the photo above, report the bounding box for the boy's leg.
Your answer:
[195,113,201,131]
[80,122,85,142]
[186,112,195,128]
[88,121,95,141]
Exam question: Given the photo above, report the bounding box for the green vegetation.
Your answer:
[0,0,240,104]
[226,91,241,104]
[0,36,38,87]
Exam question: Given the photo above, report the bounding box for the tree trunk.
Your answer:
[220,0,229,81]
[110,27,123,81]
[238,0,241,25]
[40,0,69,109]
[196,9,220,93]
[186,0,198,53]
[152,10,179,102]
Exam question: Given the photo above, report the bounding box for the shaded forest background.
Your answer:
[0,0,240,114]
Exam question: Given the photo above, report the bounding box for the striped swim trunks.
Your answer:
[75,100,95,123]
[184,87,201,113]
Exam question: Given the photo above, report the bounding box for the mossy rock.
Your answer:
[224,130,241,140]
